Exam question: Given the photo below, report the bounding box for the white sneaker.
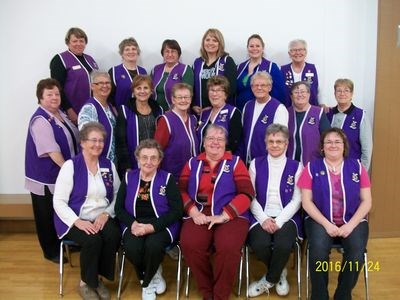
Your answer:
[275,268,289,296]
[142,285,156,300]
[149,265,166,294]
[248,274,274,297]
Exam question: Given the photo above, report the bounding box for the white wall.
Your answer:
[0,0,378,196]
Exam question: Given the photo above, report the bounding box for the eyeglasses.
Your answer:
[139,155,160,163]
[292,90,309,95]
[174,96,191,101]
[324,140,344,145]
[267,140,287,146]
[92,81,111,86]
[205,136,225,143]
[251,84,270,89]
[289,48,306,53]
[85,138,105,144]
[209,88,225,93]
[335,89,352,94]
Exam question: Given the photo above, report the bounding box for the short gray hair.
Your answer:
[90,70,110,83]
[265,123,289,140]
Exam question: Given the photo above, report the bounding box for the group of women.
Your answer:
[24,26,373,300]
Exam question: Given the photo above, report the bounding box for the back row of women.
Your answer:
[24,26,373,300]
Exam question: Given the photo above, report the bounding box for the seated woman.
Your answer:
[179,124,254,300]
[115,75,163,176]
[236,34,285,111]
[287,81,330,165]
[115,139,183,300]
[108,37,147,107]
[197,75,242,153]
[53,122,121,300]
[247,124,302,297]
[298,128,372,300]
[327,78,373,170]
[151,39,194,112]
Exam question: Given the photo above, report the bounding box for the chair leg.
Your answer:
[59,241,64,296]
[364,252,369,300]
[295,242,302,300]
[237,247,244,296]
[117,251,126,300]
[306,246,310,300]
[185,266,190,297]
[176,245,182,300]
[245,246,249,300]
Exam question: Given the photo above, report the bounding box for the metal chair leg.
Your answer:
[364,251,370,300]
[59,241,64,296]
[306,246,310,300]
[176,245,182,300]
[295,241,302,300]
[237,246,244,296]
[117,251,126,300]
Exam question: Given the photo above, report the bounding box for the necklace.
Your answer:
[325,160,343,174]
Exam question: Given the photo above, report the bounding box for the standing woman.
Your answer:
[116,75,163,175]
[287,81,330,165]
[192,28,237,114]
[151,39,194,112]
[197,75,242,153]
[281,39,319,107]
[115,139,183,300]
[78,71,117,163]
[53,122,121,300]
[25,78,79,263]
[327,78,373,170]
[298,128,372,300]
[50,27,98,124]
[108,37,147,107]
[154,83,199,181]
[236,34,285,111]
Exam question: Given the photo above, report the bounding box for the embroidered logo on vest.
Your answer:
[352,173,360,183]
[307,117,316,125]
[223,164,230,173]
[349,120,358,130]
[261,115,269,124]
[159,185,166,196]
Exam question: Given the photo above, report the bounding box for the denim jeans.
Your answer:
[305,218,369,300]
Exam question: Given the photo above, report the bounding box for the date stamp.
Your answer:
[315,260,380,272]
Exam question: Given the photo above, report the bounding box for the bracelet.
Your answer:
[102,212,110,218]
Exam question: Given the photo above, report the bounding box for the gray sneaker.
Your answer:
[96,279,110,300]
[78,283,100,300]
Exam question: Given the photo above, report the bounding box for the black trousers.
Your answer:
[30,186,60,259]
[65,217,121,288]
[122,229,170,287]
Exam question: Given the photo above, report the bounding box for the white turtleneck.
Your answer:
[249,153,302,229]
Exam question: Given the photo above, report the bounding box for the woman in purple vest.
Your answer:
[116,75,163,177]
[53,122,121,300]
[154,83,199,181]
[248,124,302,297]
[108,37,147,107]
[50,27,98,124]
[192,28,237,115]
[151,39,194,112]
[179,124,255,300]
[287,81,331,166]
[197,75,242,153]
[281,39,319,107]
[236,34,285,111]
[115,139,183,300]
[25,78,79,263]
[237,71,288,165]
[298,128,372,300]
[78,71,117,162]
[327,79,373,170]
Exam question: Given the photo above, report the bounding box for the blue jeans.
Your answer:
[305,218,368,300]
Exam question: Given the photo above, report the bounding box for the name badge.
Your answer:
[72,65,82,70]
[305,72,314,77]
[100,168,110,172]
[220,109,228,114]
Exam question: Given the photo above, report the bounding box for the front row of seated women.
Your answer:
[52,121,371,300]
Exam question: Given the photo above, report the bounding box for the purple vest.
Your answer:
[193,55,228,108]
[160,111,199,180]
[281,62,318,106]
[54,154,114,238]
[86,97,116,160]
[250,156,303,238]
[152,62,189,108]
[112,63,147,107]
[287,105,322,165]
[327,106,363,160]
[122,169,181,242]
[25,107,73,185]
[187,155,250,220]
[197,103,238,147]
[240,98,280,164]
[309,158,364,223]
[58,50,98,113]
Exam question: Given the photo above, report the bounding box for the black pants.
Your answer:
[30,186,60,259]
[122,229,170,287]
[248,221,297,283]
[65,217,121,288]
